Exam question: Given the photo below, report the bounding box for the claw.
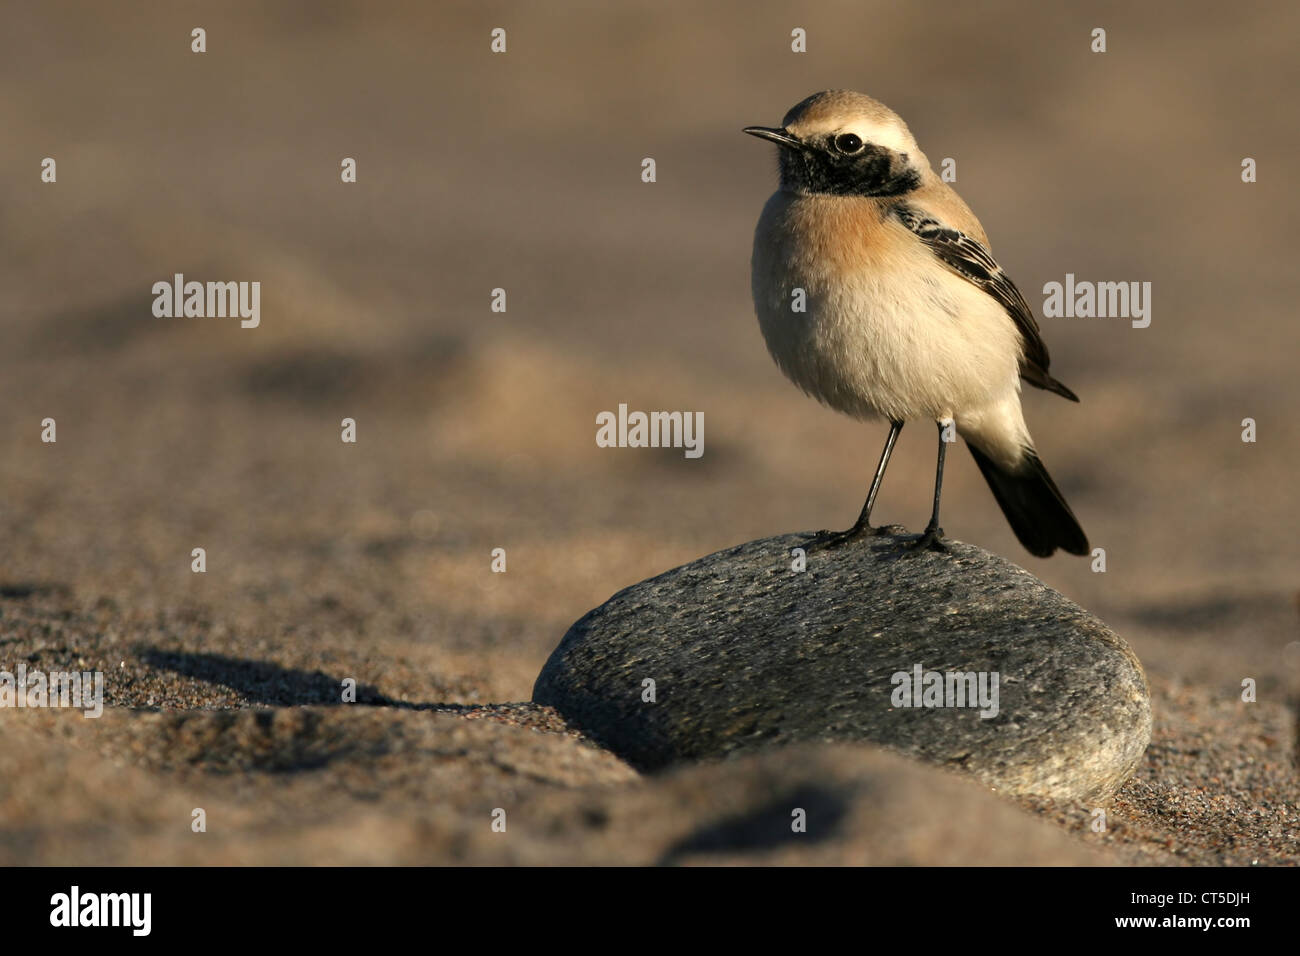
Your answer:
[817,523,906,551]
[816,525,873,551]
[906,526,948,553]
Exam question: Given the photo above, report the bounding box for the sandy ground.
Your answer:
[1,1,1297,864]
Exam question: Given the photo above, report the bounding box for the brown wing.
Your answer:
[892,204,1077,401]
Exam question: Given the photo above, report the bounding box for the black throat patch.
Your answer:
[780,142,920,198]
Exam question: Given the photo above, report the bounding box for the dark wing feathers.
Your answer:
[891,204,1078,402]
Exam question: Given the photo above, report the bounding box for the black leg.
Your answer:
[820,420,903,548]
[909,420,950,552]
[849,419,904,535]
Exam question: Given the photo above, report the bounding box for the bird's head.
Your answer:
[744,90,924,198]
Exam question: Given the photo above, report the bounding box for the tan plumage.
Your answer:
[746,90,1088,557]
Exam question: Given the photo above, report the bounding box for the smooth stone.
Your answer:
[534,529,1151,801]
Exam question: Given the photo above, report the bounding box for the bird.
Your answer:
[744,90,1089,558]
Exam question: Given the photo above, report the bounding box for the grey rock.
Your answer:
[534,529,1151,801]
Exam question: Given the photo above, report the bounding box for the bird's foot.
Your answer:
[816,522,903,551]
[905,525,948,554]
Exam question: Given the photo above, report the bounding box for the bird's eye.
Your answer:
[834,133,864,154]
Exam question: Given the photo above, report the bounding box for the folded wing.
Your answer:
[891,203,1078,402]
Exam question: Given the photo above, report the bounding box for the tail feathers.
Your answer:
[1024,369,1080,403]
[968,444,1089,558]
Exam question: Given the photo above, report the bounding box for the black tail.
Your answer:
[968,444,1089,558]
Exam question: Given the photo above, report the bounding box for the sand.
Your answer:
[1,0,1297,865]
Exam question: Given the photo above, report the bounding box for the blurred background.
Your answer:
[0,0,1297,862]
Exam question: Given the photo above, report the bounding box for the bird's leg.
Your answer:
[851,419,904,534]
[821,420,904,548]
[908,420,950,553]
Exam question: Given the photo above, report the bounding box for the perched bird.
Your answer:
[744,90,1088,557]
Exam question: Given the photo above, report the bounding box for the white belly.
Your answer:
[750,191,1023,425]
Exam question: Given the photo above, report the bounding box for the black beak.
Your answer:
[742,126,802,149]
